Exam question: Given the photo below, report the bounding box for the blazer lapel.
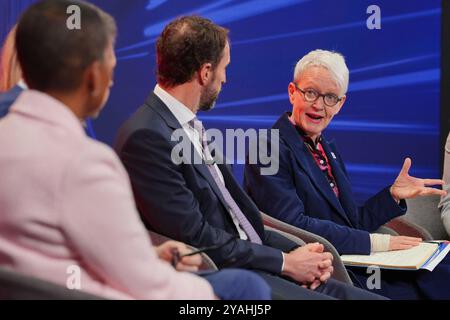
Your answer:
[192,160,230,213]
[193,163,230,209]
[321,140,358,226]
[149,94,229,211]
[275,113,352,225]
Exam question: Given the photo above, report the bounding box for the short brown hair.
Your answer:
[156,15,229,88]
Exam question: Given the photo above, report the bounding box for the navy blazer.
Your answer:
[115,93,299,274]
[244,112,406,255]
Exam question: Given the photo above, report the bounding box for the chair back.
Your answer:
[0,267,102,300]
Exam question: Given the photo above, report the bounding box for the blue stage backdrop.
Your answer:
[0,0,441,204]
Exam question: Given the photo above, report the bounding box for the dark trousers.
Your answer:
[417,253,450,299]
[348,254,450,300]
[255,271,387,300]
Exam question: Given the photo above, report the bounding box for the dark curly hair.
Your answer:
[156,15,229,88]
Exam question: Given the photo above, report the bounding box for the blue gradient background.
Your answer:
[0,0,442,203]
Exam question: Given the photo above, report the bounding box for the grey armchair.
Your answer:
[402,195,449,240]
[377,195,449,240]
[261,212,353,285]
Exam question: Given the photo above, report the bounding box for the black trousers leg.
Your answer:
[254,271,336,300]
[316,278,388,300]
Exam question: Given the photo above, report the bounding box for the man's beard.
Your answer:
[199,83,220,112]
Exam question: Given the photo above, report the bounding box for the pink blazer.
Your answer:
[0,90,214,300]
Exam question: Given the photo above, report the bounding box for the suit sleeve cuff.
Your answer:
[387,186,407,210]
[382,186,407,217]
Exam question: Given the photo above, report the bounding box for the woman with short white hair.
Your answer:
[245,49,450,299]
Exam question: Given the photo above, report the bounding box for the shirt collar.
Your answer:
[17,79,28,90]
[10,90,86,137]
[287,113,322,148]
[153,84,196,126]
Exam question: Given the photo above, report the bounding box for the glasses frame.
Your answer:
[293,83,343,107]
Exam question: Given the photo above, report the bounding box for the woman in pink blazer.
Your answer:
[0,0,269,300]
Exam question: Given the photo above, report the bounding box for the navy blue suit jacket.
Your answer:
[244,112,406,255]
[115,94,299,274]
[0,85,22,118]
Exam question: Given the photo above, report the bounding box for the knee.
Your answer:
[222,269,271,300]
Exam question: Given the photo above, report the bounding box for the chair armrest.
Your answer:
[374,225,399,236]
[264,225,306,246]
[148,230,218,271]
[261,212,353,285]
[0,267,103,300]
[383,217,433,240]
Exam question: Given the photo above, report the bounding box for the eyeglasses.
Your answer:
[171,236,238,268]
[293,83,343,107]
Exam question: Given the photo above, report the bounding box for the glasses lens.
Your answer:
[324,94,338,106]
[304,89,318,102]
